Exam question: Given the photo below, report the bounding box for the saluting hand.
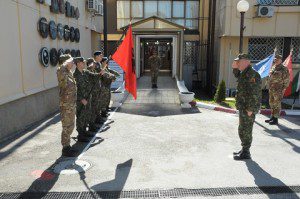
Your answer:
[81,99,88,105]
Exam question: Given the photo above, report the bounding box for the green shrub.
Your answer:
[214,80,226,103]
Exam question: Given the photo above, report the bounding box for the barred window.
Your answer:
[291,38,300,63]
[184,41,199,65]
[257,0,300,5]
[248,37,284,62]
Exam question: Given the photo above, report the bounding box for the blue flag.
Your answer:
[253,53,275,78]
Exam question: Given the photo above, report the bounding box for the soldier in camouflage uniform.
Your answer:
[99,57,119,117]
[265,54,290,125]
[73,57,103,142]
[57,54,77,157]
[232,54,262,160]
[148,51,161,88]
[94,51,105,123]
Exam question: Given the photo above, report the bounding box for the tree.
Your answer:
[214,80,226,103]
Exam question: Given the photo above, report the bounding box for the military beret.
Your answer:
[74,57,86,64]
[234,53,250,61]
[275,54,283,60]
[59,54,73,65]
[86,58,95,66]
[93,51,102,56]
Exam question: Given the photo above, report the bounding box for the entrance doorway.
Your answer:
[140,38,173,77]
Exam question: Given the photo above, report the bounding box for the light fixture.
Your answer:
[237,0,249,13]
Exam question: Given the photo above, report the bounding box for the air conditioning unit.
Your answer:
[95,3,104,15]
[87,0,99,12]
[256,5,274,17]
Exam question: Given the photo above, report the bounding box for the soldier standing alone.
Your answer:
[265,54,290,125]
[232,54,262,160]
[148,51,161,88]
[57,54,77,157]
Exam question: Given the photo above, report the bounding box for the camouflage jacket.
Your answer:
[57,65,77,107]
[73,68,100,102]
[95,62,117,88]
[233,66,262,114]
[149,55,161,73]
[87,66,101,92]
[269,64,290,91]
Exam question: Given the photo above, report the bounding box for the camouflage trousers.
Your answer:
[60,105,76,147]
[99,86,111,112]
[151,72,159,85]
[90,92,99,124]
[238,110,256,150]
[269,89,283,118]
[76,102,92,134]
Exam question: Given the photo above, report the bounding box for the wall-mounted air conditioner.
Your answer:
[256,5,274,17]
[87,0,99,12]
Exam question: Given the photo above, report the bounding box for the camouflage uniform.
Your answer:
[268,64,290,118]
[73,68,100,134]
[148,55,161,85]
[234,66,262,151]
[57,64,77,147]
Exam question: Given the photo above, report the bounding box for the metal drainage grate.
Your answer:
[0,186,299,199]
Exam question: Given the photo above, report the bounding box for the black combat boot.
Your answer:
[265,116,274,123]
[77,134,91,142]
[154,84,158,88]
[62,146,77,157]
[89,124,99,133]
[101,111,109,118]
[233,149,243,155]
[234,149,251,160]
[269,117,278,125]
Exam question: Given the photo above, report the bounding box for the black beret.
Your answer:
[93,51,103,56]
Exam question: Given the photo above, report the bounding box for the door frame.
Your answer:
[135,34,178,78]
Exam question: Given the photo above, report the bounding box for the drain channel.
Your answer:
[1,186,299,199]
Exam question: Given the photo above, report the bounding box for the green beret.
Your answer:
[59,54,72,65]
[234,53,250,61]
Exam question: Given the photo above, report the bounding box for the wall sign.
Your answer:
[39,47,50,67]
[49,20,57,40]
[76,50,81,57]
[50,48,59,66]
[57,23,64,40]
[50,0,59,14]
[74,28,80,43]
[58,0,65,14]
[38,17,49,39]
[64,25,70,41]
[58,49,64,57]
[69,27,75,42]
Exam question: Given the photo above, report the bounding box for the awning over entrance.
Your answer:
[121,16,188,31]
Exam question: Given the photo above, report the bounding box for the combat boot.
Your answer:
[233,149,243,155]
[269,117,278,125]
[234,149,251,160]
[265,116,274,123]
[62,146,77,157]
[89,125,99,133]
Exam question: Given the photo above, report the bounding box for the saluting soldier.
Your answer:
[86,58,101,131]
[100,57,120,117]
[148,51,161,89]
[265,54,290,125]
[73,57,103,142]
[57,54,77,157]
[232,53,262,160]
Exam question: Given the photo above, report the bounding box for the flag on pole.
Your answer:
[253,53,275,78]
[291,71,300,95]
[283,50,294,97]
[112,25,137,99]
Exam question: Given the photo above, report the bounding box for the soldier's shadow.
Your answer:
[91,159,133,196]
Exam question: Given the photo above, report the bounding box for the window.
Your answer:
[116,0,200,30]
[144,1,157,18]
[173,1,185,18]
[257,0,300,5]
[291,38,300,63]
[131,1,143,18]
[158,1,171,18]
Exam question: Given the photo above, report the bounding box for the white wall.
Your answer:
[0,0,101,105]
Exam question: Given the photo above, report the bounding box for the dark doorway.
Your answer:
[140,38,173,76]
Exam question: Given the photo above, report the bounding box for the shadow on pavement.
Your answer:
[255,121,300,154]
[118,104,200,117]
[91,159,133,194]
[245,160,299,199]
[0,114,60,161]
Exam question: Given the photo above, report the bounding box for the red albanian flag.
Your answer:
[112,25,137,100]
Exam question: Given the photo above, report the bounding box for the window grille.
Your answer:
[291,38,300,63]
[257,0,300,5]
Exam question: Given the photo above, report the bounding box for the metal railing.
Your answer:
[257,0,300,5]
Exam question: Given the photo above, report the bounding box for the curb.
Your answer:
[196,102,300,116]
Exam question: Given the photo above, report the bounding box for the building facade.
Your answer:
[0,0,103,141]
[215,0,300,90]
